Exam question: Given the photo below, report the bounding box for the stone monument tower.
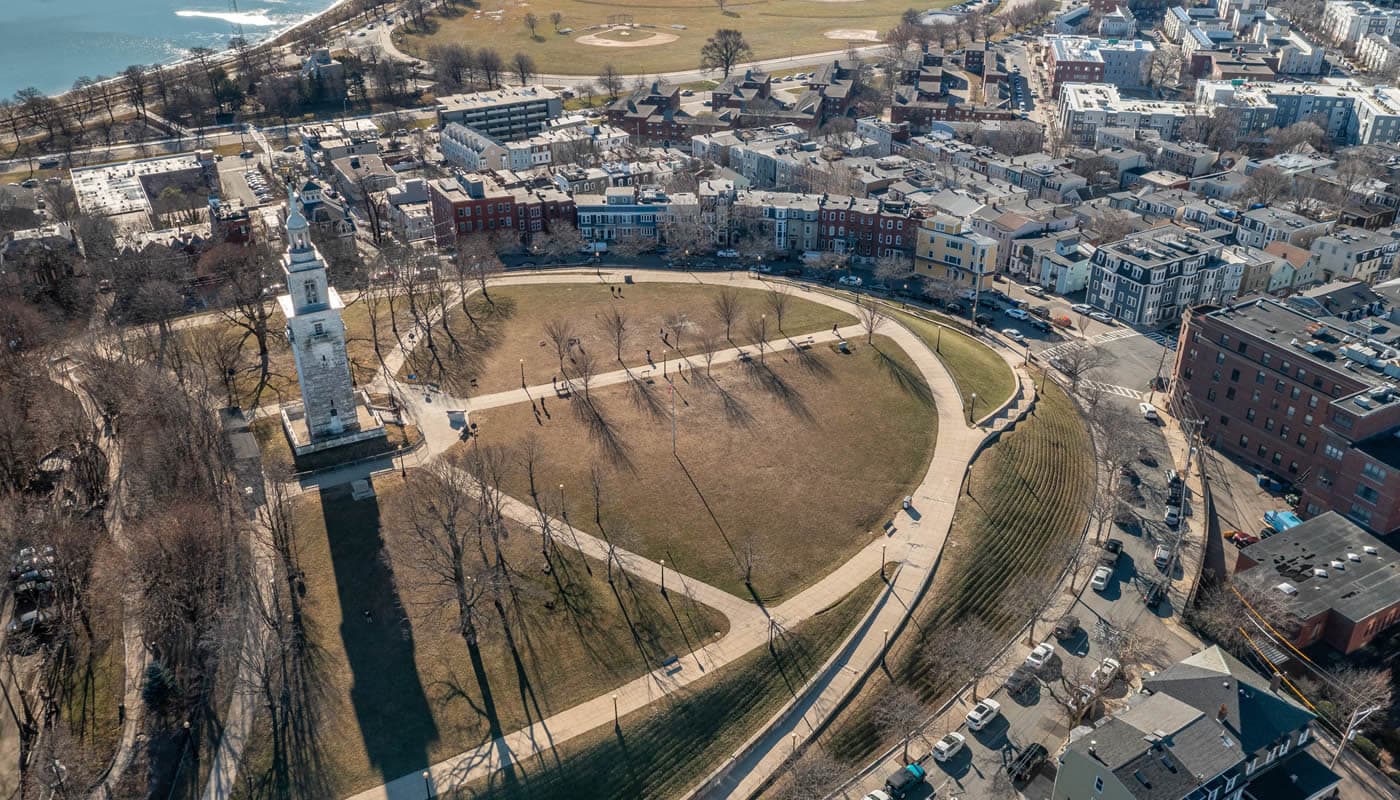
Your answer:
[278,186,359,440]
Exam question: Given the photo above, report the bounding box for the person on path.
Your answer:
[833,323,839,335]
[646,348,652,363]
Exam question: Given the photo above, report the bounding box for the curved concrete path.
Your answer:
[213,269,1007,800]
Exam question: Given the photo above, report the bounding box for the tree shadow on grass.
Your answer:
[622,372,668,423]
[787,338,834,379]
[319,484,441,789]
[570,395,635,472]
[740,358,813,422]
[694,370,756,429]
[872,346,935,407]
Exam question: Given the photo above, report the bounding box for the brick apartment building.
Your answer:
[428,173,575,246]
[1235,512,1400,654]
[814,195,919,261]
[1172,297,1400,533]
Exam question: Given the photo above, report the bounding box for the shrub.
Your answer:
[1352,734,1381,765]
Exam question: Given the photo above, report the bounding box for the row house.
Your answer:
[427,173,517,247]
[1305,226,1398,283]
[1087,226,1242,327]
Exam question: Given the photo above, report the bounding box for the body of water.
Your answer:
[0,0,339,98]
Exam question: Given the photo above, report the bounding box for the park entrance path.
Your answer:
[298,271,993,800]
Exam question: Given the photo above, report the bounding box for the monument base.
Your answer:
[280,391,387,458]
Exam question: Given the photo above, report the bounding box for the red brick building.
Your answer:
[815,196,920,261]
[1172,297,1400,534]
[1234,512,1400,654]
[427,174,516,247]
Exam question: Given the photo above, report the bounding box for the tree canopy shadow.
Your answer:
[872,348,935,407]
[739,359,812,422]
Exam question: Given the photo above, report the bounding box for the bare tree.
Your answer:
[711,287,742,342]
[523,12,540,39]
[874,686,928,764]
[857,299,889,344]
[1054,345,1102,394]
[511,51,537,87]
[1244,166,1294,207]
[598,64,624,100]
[699,29,753,79]
[872,254,915,288]
[601,306,630,363]
[745,313,770,364]
[549,11,564,31]
[763,287,791,333]
[662,310,690,353]
[543,318,577,376]
[923,615,1005,703]
[772,748,849,800]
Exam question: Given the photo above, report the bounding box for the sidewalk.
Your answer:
[335,270,984,800]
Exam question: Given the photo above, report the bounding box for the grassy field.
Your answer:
[239,475,730,797]
[818,376,1093,763]
[458,334,935,601]
[54,536,127,775]
[399,282,854,396]
[394,0,953,76]
[892,309,1016,418]
[457,574,883,800]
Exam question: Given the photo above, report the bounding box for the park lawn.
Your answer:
[459,573,883,800]
[459,335,936,601]
[394,0,955,77]
[260,476,729,798]
[820,376,1093,764]
[398,281,853,396]
[892,309,1016,418]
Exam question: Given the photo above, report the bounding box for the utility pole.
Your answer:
[1331,704,1384,769]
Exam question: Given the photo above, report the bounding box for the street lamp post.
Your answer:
[969,392,978,425]
[423,770,432,799]
[659,559,666,594]
[519,358,525,388]
[613,693,620,728]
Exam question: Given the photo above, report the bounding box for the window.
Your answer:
[1325,444,1344,460]
[1265,418,1275,432]
[1299,728,1310,746]
[1291,386,1301,400]
[1208,388,1217,401]
[1304,413,1313,426]
[1309,395,1319,408]
[1231,368,1241,382]
[1239,434,1250,447]
[1237,341,1248,354]
[1363,463,1387,482]
[313,322,324,336]
[1273,452,1283,465]
[1094,776,1104,793]
[1280,425,1290,439]
[1226,387,1236,400]
[1226,774,1238,792]
[302,280,318,306]
[1246,408,1256,421]
[1215,351,1226,365]
[1275,380,1286,393]
[1256,370,1266,384]
[1357,485,1380,504]
[1252,389,1261,402]
[1297,434,1308,447]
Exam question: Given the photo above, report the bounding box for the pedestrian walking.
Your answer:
[832,323,839,335]
[552,375,557,391]
[646,348,652,363]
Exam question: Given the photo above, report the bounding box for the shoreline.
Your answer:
[33,0,353,102]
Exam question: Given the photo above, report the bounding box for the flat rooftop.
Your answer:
[1237,512,1400,622]
[71,152,210,218]
[438,85,559,113]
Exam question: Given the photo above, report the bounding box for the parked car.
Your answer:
[1005,665,1037,693]
[884,763,926,799]
[6,608,55,637]
[931,731,966,762]
[965,698,1002,731]
[1025,641,1055,671]
[1138,402,1159,421]
[861,792,893,800]
[1024,285,1047,298]
[1030,304,1051,318]
[1230,530,1261,547]
[1009,743,1049,782]
[1091,657,1121,688]
[974,313,995,326]
[1090,311,1114,324]
[1053,614,1079,639]
[1071,303,1093,315]
[1091,565,1113,591]
[716,249,739,258]
[1164,506,1181,527]
[1153,544,1172,569]
[1005,307,1029,320]
[1001,328,1027,344]
[1143,579,1167,609]
[837,274,863,286]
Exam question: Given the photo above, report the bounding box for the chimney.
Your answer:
[1270,672,1283,692]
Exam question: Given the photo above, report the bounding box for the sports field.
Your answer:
[394,0,954,76]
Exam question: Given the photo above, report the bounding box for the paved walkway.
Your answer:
[323,271,994,800]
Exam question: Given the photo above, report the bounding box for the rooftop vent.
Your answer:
[1331,560,1346,570]
[1348,552,1362,561]
[1276,582,1299,595]
[1313,568,1329,578]
[1364,545,1379,555]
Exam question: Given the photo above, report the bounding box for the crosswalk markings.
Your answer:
[1040,341,1085,360]
[1080,379,1144,400]
[1090,328,1142,344]
[1143,330,1179,350]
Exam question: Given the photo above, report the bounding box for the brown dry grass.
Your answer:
[457,335,936,601]
[399,281,854,396]
[259,475,730,797]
